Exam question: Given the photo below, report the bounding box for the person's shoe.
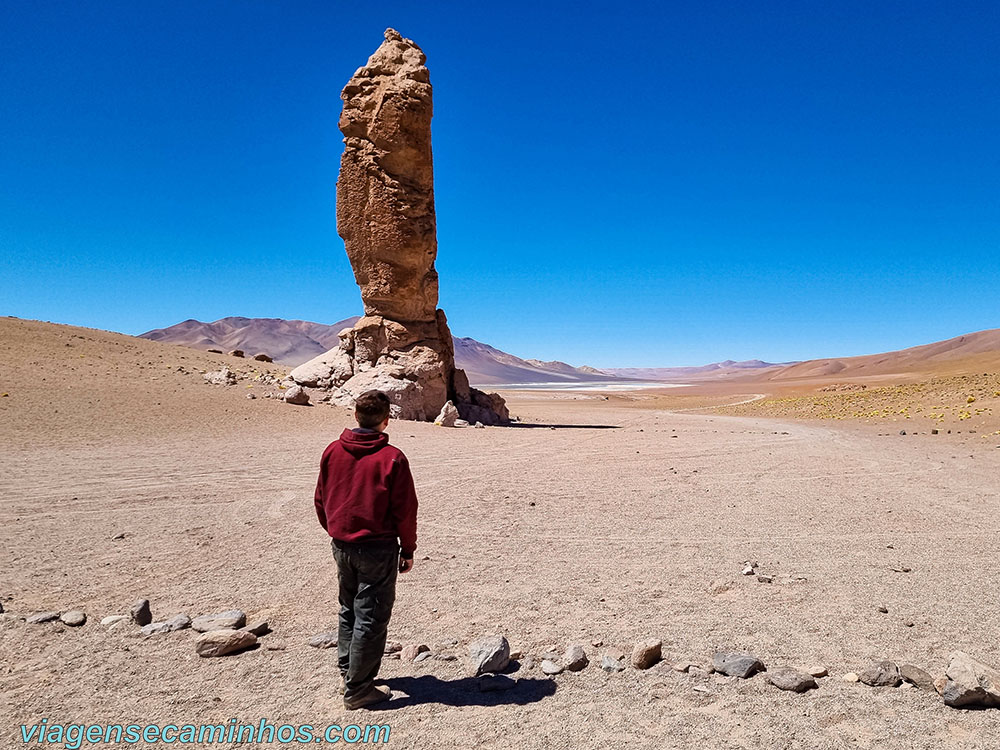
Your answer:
[344,684,391,710]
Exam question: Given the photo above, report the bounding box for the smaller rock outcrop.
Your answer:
[937,651,1000,708]
[468,634,510,676]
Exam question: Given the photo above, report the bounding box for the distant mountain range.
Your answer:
[140,316,360,367]
[139,317,617,385]
[600,359,791,381]
[139,317,1000,387]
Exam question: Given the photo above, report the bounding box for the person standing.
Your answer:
[314,390,418,709]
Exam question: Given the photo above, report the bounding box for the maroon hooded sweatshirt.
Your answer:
[314,428,418,558]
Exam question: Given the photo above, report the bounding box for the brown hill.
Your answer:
[760,328,1000,382]
[140,316,360,366]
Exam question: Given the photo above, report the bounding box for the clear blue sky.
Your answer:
[2,1,998,367]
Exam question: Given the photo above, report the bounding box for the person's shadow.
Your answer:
[368,670,556,709]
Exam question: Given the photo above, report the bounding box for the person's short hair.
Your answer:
[354,390,391,429]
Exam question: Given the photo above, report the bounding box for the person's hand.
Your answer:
[399,557,414,574]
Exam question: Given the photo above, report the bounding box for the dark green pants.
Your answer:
[331,539,399,701]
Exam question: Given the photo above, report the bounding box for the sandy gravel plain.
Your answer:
[2,317,999,749]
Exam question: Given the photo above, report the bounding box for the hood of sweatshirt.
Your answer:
[338,427,390,457]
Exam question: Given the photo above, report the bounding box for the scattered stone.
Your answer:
[938,651,1000,708]
[474,422,485,428]
[842,672,860,683]
[141,615,190,635]
[433,653,457,661]
[308,632,338,649]
[631,639,663,669]
[591,639,603,648]
[877,604,889,614]
[111,532,126,540]
[713,652,766,679]
[540,660,563,675]
[413,651,432,663]
[384,640,403,654]
[283,385,310,405]
[673,661,701,673]
[203,368,237,386]
[60,610,86,627]
[767,667,817,692]
[563,645,589,672]
[207,348,222,354]
[253,353,273,362]
[805,665,829,678]
[903,620,915,628]
[241,620,270,637]
[434,401,460,427]
[401,644,430,661]
[195,629,257,657]
[246,393,256,400]
[192,609,246,632]
[741,564,755,576]
[101,615,128,627]
[265,641,287,651]
[229,349,244,358]
[899,664,935,691]
[130,599,152,626]
[27,611,61,624]
[899,430,906,435]
[756,574,774,584]
[601,655,626,672]
[478,674,516,692]
[931,428,940,435]
[469,634,510,676]
[858,660,902,687]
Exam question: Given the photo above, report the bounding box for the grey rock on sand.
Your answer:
[541,660,563,675]
[191,609,246,632]
[858,660,902,687]
[631,639,662,669]
[308,632,338,649]
[241,620,270,637]
[937,651,1000,708]
[27,611,61,624]
[282,385,310,405]
[59,610,87,627]
[563,645,589,672]
[130,599,152,626]
[434,401,460,427]
[291,28,507,425]
[195,629,257,657]
[401,644,430,661]
[713,652,766,679]
[601,655,626,673]
[252,353,272,362]
[469,634,510,675]
[767,667,817,692]
[141,615,190,635]
[101,615,128,627]
[899,664,935,691]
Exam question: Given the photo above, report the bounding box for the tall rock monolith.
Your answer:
[289,29,508,424]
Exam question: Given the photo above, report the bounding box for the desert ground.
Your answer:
[2,317,1000,749]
